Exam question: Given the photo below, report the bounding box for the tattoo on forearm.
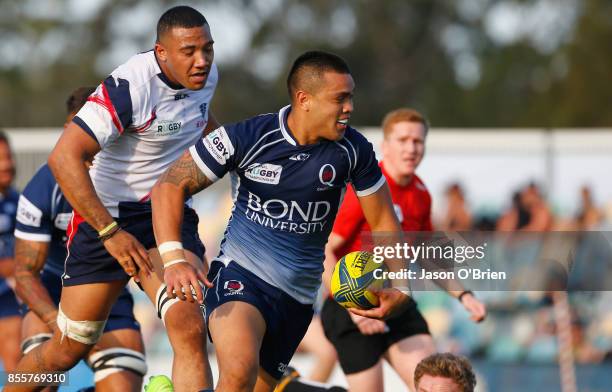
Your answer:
[14,239,57,322]
[158,151,213,196]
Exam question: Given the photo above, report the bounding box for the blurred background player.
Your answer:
[413,352,476,392]
[0,130,21,372]
[151,50,410,392]
[441,183,473,231]
[321,108,486,392]
[6,6,219,392]
[13,86,146,391]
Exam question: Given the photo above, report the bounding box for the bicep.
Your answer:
[14,238,50,276]
[51,122,101,163]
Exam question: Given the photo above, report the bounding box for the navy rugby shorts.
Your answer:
[204,260,314,379]
[63,201,205,286]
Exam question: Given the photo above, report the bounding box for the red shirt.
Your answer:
[332,162,432,258]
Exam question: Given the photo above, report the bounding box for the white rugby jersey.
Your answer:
[73,50,218,216]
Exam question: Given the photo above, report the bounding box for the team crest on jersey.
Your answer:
[154,120,182,136]
[224,280,244,296]
[245,163,283,185]
[317,164,337,190]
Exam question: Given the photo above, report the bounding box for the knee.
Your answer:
[218,362,258,392]
[164,305,207,342]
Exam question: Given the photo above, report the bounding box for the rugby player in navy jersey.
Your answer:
[151,50,410,392]
[7,6,218,392]
[14,87,146,391]
[0,131,21,372]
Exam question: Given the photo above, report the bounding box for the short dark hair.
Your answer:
[287,50,351,99]
[414,353,476,392]
[66,86,96,115]
[156,6,208,42]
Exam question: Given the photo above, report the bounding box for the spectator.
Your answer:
[442,183,472,231]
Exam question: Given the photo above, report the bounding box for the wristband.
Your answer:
[99,226,121,242]
[164,259,187,268]
[158,241,183,255]
[98,221,118,237]
[458,290,473,303]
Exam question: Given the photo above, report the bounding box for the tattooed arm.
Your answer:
[151,150,215,303]
[13,238,57,325]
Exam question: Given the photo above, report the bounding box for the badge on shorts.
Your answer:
[223,280,244,296]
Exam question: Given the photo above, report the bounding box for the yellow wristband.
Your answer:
[98,221,118,237]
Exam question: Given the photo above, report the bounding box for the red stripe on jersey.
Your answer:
[133,109,157,133]
[100,83,124,133]
[86,88,124,134]
[139,191,151,202]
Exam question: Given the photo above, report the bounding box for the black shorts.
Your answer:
[321,297,430,374]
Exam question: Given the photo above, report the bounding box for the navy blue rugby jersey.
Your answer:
[190,105,385,303]
[14,164,72,276]
[0,186,18,295]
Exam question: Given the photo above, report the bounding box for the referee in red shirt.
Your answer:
[321,108,486,392]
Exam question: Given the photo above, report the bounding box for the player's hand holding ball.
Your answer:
[349,287,411,320]
[331,251,410,320]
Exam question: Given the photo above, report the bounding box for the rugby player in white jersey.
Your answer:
[151,50,411,392]
[14,87,146,392]
[6,6,218,392]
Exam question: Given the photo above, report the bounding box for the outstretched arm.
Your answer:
[151,150,215,303]
[349,183,410,320]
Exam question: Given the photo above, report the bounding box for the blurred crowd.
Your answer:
[429,181,612,365]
